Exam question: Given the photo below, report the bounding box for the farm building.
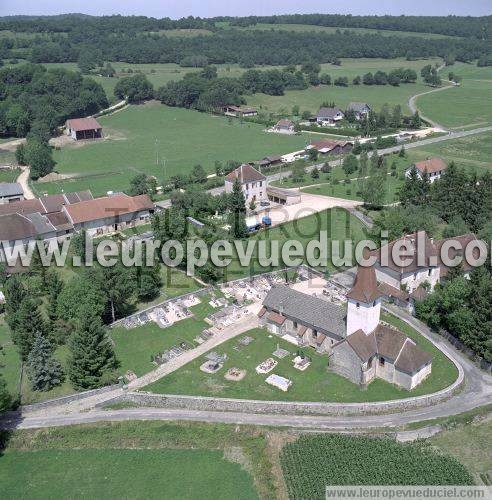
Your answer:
[316,107,345,125]
[62,193,154,236]
[273,119,296,134]
[405,157,448,183]
[224,164,268,204]
[266,185,301,205]
[257,155,283,168]
[307,140,353,156]
[0,182,24,204]
[222,105,258,117]
[66,117,103,140]
[346,102,371,120]
[259,263,433,390]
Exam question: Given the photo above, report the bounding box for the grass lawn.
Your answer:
[36,102,308,196]
[222,207,368,281]
[0,168,20,183]
[0,421,267,499]
[430,418,492,484]
[145,311,458,402]
[417,62,492,129]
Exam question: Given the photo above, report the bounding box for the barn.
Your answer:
[66,117,103,140]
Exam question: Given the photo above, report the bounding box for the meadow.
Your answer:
[145,313,458,403]
[247,57,441,115]
[0,422,264,499]
[416,63,492,129]
[0,168,20,183]
[35,102,308,196]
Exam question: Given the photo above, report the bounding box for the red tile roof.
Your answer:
[64,194,153,224]
[267,311,286,326]
[66,117,102,132]
[412,157,447,175]
[346,264,385,303]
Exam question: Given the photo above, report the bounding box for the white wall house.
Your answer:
[0,182,24,205]
[316,107,345,125]
[405,157,447,183]
[224,164,268,204]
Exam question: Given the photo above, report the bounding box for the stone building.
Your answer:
[259,263,433,390]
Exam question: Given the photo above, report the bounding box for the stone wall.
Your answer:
[99,369,463,416]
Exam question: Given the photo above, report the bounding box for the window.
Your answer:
[428,269,432,276]
[373,301,376,307]
[356,302,360,308]
[246,183,249,190]
[368,357,373,368]
[313,330,318,338]
[379,357,385,367]
[414,273,418,279]
[259,181,263,187]
[293,321,298,329]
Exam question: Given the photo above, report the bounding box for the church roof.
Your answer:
[346,264,385,303]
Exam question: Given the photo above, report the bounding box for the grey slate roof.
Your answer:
[317,107,344,119]
[347,102,370,113]
[25,213,56,236]
[0,182,23,198]
[262,285,346,338]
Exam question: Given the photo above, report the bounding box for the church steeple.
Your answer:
[346,264,384,336]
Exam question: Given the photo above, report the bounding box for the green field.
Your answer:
[0,168,20,183]
[145,312,458,403]
[36,102,308,196]
[225,22,457,39]
[247,57,441,115]
[417,63,492,129]
[281,434,473,499]
[0,422,264,500]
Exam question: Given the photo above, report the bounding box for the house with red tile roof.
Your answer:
[224,164,268,204]
[405,157,447,183]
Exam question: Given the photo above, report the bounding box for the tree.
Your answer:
[0,372,11,414]
[291,162,305,183]
[129,173,149,196]
[11,298,47,361]
[136,261,162,301]
[25,139,55,179]
[15,143,26,165]
[352,75,361,85]
[26,333,64,392]
[191,164,207,183]
[68,305,118,390]
[310,167,320,179]
[399,145,406,157]
[291,105,300,116]
[228,178,248,239]
[319,74,331,85]
[77,51,96,74]
[411,111,421,128]
[307,148,318,162]
[114,74,154,103]
[342,154,358,175]
[361,171,386,208]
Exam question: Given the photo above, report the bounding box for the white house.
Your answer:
[66,117,102,141]
[346,102,371,120]
[316,107,345,125]
[272,119,296,134]
[224,164,268,204]
[405,157,447,183]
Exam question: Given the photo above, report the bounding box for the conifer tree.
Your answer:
[26,333,64,392]
[228,178,248,239]
[68,305,118,389]
[11,298,47,361]
[0,372,11,413]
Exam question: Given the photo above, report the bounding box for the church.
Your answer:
[258,264,432,391]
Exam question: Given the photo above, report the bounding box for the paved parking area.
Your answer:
[251,192,362,228]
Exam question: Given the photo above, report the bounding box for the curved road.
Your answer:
[2,306,490,431]
[407,83,455,130]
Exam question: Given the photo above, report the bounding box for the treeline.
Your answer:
[1,24,489,66]
[220,13,491,39]
[0,63,108,137]
[416,266,492,363]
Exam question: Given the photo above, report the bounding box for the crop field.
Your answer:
[417,63,492,129]
[225,22,457,39]
[146,312,458,402]
[34,102,307,196]
[0,422,263,500]
[281,434,473,500]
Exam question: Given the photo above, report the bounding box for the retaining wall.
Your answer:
[98,370,463,416]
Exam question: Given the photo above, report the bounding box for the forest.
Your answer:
[0,15,490,66]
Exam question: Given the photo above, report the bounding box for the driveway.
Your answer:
[16,166,35,200]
